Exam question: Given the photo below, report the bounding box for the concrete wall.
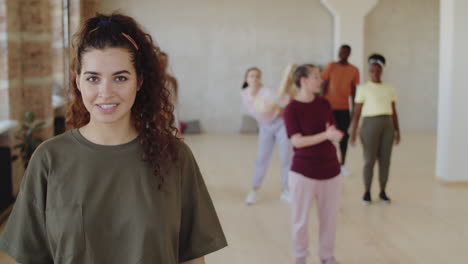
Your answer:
[321,0,380,81]
[97,0,334,132]
[98,0,439,132]
[365,0,439,132]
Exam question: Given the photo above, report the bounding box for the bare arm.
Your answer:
[392,102,401,145]
[291,133,328,149]
[181,257,205,264]
[350,103,363,146]
[290,125,343,149]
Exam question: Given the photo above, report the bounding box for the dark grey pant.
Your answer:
[360,115,394,192]
[333,110,351,165]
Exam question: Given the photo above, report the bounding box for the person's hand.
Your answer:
[394,130,401,145]
[325,123,344,142]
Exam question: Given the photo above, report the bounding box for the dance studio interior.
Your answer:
[0,0,467,263]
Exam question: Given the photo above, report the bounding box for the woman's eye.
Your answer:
[86,76,99,82]
[115,76,128,82]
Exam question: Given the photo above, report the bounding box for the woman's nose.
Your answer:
[98,81,114,98]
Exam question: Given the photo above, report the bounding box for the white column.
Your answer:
[436,0,468,182]
[321,0,380,79]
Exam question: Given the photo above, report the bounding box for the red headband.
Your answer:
[121,33,139,51]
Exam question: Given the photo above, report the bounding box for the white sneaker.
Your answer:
[340,165,350,177]
[280,190,291,203]
[245,190,258,205]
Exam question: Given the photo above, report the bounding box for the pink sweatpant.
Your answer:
[289,171,342,261]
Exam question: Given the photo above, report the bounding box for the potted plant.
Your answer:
[12,112,45,169]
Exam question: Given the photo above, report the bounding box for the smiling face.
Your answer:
[76,47,139,127]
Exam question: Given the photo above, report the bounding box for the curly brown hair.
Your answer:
[66,13,179,188]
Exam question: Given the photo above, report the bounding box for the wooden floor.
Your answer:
[1,133,467,263]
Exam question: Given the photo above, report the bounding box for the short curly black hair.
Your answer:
[368,53,386,68]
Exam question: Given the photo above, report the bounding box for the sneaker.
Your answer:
[280,190,291,203]
[340,165,350,177]
[245,190,258,205]
[379,191,391,204]
[321,257,340,264]
[362,191,371,205]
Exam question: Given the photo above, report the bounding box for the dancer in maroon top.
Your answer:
[283,64,343,264]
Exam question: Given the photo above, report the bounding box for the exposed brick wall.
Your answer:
[1,0,56,195]
[1,0,97,196]
[50,0,66,101]
[0,0,11,121]
[1,0,22,123]
[19,0,54,130]
[1,0,22,197]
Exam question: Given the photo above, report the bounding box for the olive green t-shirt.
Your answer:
[0,129,227,263]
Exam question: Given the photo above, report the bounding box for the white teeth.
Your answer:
[99,104,117,109]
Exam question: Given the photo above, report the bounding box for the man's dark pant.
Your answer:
[333,110,351,165]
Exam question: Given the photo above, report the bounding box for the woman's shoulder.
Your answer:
[317,96,333,109]
[24,131,76,172]
[34,130,76,155]
[174,140,197,162]
[173,140,202,173]
[284,98,299,110]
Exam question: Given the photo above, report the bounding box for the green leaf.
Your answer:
[24,112,35,124]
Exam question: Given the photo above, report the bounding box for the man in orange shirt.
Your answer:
[321,44,360,177]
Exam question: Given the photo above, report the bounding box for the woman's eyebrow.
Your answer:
[82,70,131,75]
[113,70,131,75]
